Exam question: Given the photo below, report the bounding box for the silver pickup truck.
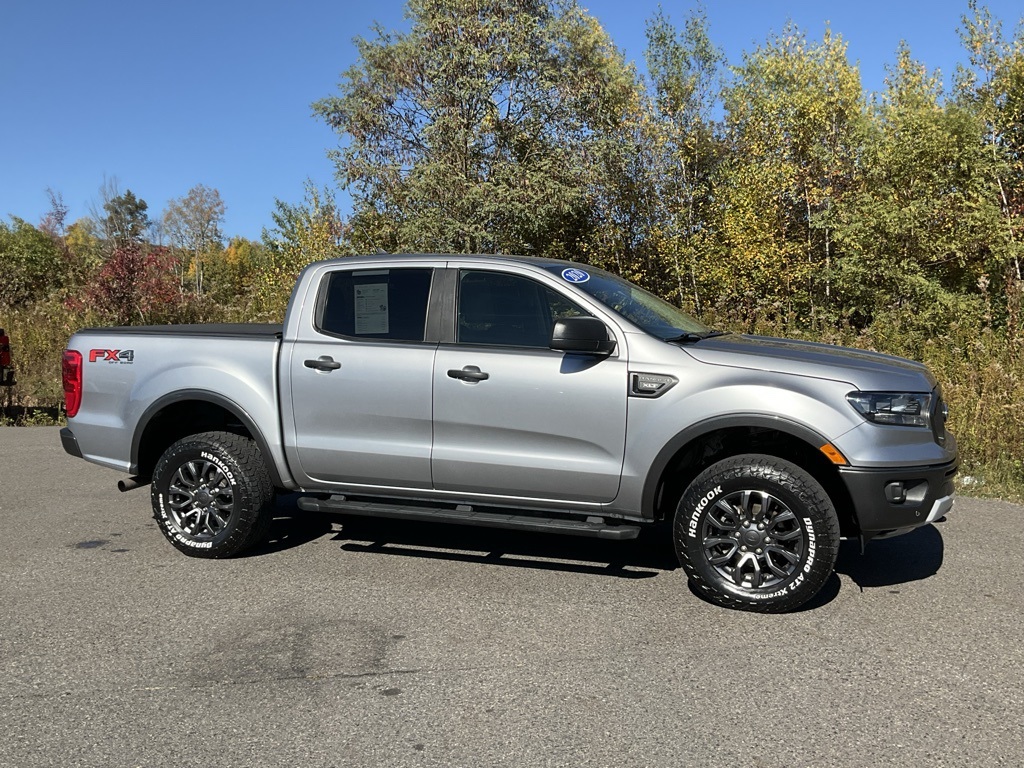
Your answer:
[61,254,958,611]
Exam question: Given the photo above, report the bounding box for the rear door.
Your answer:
[431,267,628,503]
[284,264,438,489]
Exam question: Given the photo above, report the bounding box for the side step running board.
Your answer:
[296,496,641,540]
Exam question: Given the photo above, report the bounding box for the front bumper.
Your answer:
[839,459,958,538]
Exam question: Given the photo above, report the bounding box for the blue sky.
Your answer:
[2,0,1022,241]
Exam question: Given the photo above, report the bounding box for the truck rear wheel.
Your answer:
[151,431,274,558]
[673,454,840,612]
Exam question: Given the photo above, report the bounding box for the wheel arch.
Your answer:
[642,415,859,538]
[131,390,286,488]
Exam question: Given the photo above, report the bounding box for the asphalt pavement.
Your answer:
[1,426,1021,767]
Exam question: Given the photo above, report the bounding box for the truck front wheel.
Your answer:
[673,454,840,612]
[150,431,274,558]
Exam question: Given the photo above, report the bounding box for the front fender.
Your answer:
[638,413,837,518]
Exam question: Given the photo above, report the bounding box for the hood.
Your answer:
[681,334,937,392]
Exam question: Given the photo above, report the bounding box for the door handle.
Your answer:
[304,356,342,372]
[447,366,489,382]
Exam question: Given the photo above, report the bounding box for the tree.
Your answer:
[102,189,151,246]
[642,5,725,311]
[39,188,69,238]
[204,236,268,310]
[313,0,639,257]
[161,184,227,296]
[718,25,864,326]
[78,244,185,326]
[956,0,1024,331]
[0,217,67,307]
[64,218,106,284]
[833,44,1003,328]
[254,181,346,319]
[36,188,108,304]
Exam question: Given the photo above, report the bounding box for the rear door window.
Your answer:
[317,268,433,342]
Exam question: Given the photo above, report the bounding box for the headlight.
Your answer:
[846,391,932,428]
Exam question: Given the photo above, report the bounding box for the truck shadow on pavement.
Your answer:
[834,520,945,588]
[254,495,675,578]
[255,496,947,606]
[791,523,946,611]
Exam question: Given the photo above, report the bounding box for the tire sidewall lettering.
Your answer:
[173,528,213,549]
[803,516,816,573]
[200,451,236,486]
[687,485,723,539]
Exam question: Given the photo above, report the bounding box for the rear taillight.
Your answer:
[62,350,83,417]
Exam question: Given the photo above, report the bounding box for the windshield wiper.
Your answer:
[664,330,732,344]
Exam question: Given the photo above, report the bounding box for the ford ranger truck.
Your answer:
[60,254,958,612]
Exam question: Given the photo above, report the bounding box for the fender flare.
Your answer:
[131,389,289,488]
[640,414,834,518]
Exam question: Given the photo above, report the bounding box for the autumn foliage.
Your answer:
[71,245,186,326]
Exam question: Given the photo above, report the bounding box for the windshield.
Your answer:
[543,265,711,340]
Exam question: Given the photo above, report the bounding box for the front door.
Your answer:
[431,268,628,503]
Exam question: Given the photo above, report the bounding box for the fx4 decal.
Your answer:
[89,349,135,364]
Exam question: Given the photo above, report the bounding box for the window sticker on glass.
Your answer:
[561,268,590,283]
[354,283,389,334]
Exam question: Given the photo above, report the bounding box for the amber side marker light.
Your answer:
[819,442,848,465]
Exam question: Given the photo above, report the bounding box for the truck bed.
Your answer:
[64,324,284,477]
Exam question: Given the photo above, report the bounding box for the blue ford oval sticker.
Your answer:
[562,268,590,284]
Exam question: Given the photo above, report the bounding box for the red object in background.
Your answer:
[0,329,13,386]
[62,350,82,417]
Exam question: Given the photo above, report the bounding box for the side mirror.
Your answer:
[549,317,616,357]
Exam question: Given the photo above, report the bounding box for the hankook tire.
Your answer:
[674,454,840,612]
[151,431,274,558]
